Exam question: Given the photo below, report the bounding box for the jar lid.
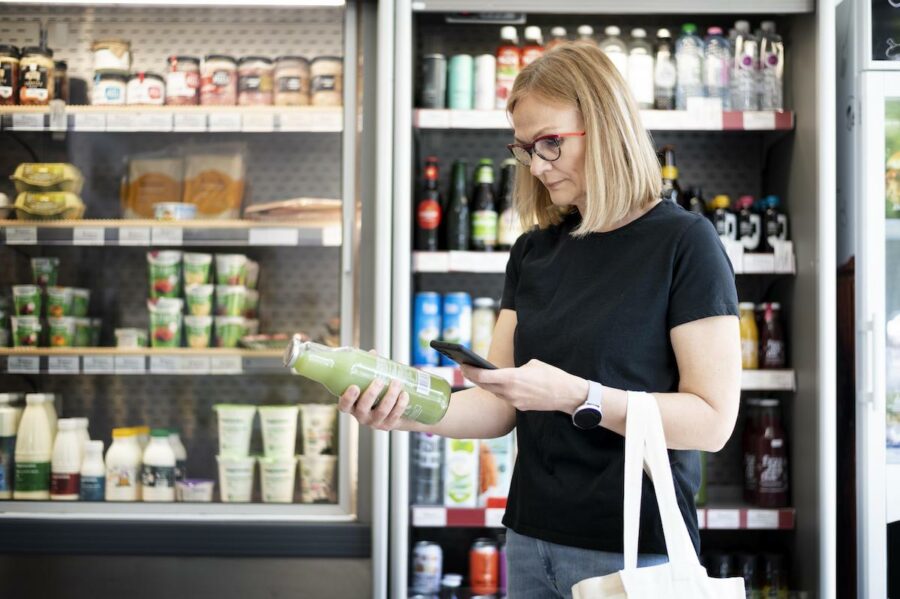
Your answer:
[239,56,273,65]
[205,54,237,63]
[275,55,309,64]
[311,55,343,64]
[54,60,67,69]
[22,46,53,58]
[129,71,165,83]
[169,55,200,64]
[92,39,130,50]
[0,44,19,57]
[94,71,129,82]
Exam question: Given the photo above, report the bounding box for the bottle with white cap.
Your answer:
[0,393,24,432]
[546,26,568,51]
[80,440,105,502]
[73,417,90,446]
[27,393,57,441]
[0,407,17,499]
[600,26,628,78]
[14,395,52,500]
[654,28,677,110]
[627,28,655,109]
[142,428,176,502]
[168,429,188,482]
[106,427,141,502]
[51,419,81,501]
[521,26,544,67]
[577,25,598,46]
[495,26,521,110]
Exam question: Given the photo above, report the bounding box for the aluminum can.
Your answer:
[412,541,443,594]
[412,292,442,366]
[440,292,472,365]
[421,54,446,109]
[474,54,496,111]
[470,538,499,595]
[447,54,474,110]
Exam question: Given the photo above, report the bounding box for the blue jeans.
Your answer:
[505,528,668,599]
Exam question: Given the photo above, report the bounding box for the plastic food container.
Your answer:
[166,55,200,106]
[46,287,74,318]
[11,316,41,347]
[74,318,92,347]
[258,456,298,503]
[12,163,84,195]
[274,56,310,106]
[244,260,260,290]
[31,257,59,289]
[176,479,215,502]
[14,192,85,221]
[237,56,274,106]
[185,284,214,316]
[127,72,165,105]
[154,202,196,221]
[299,403,338,456]
[19,46,54,106]
[201,55,237,106]
[217,455,255,503]
[184,315,212,349]
[215,285,247,317]
[70,288,90,317]
[48,317,76,347]
[244,289,259,318]
[0,45,20,107]
[148,298,183,348]
[214,316,246,348]
[92,40,131,72]
[298,454,338,504]
[12,285,41,317]
[147,251,183,299]
[183,253,212,286]
[115,327,148,348]
[258,405,300,457]
[215,254,248,286]
[310,56,343,107]
[91,71,128,106]
[213,404,256,457]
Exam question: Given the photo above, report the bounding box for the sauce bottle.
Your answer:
[736,194,763,252]
[545,27,568,51]
[708,194,737,240]
[283,336,451,425]
[521,26,544,67]
[755,399,789,508]
[739,302,759,369]
[495,27,520,110]
[742,399,761,504]
[759,302,787,369]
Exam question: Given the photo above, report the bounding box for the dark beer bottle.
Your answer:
[445,160,470,251]
[470,159,498,251]
[415,157,442,251]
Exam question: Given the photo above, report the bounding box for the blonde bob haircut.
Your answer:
[507,42,662,236]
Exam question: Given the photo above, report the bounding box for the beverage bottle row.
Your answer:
[703,551,790,598]
[412,292,497,367]
[742,398,790,508]
[415,157,523,253]
[739,302,788,370]
[411,535,507,598]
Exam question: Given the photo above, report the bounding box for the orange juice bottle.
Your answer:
[739,302,759,369]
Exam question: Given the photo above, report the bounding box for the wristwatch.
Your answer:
[572,381,603,430]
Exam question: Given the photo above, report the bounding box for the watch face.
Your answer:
[573,406,602,429]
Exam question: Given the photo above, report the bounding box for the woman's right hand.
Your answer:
[338,378,410,431]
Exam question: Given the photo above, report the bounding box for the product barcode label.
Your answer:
[73,227,105,246]
[7,356,39,374]
[151,227,183,247]
[83,355,115,374]
[115,355,146,374]
[5,227,38,245]
[416,369,431,396]
[119,227,151,246]
[48,356,79,374]
[12,113,44,130]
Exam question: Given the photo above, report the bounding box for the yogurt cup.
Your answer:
[73,317,92,347]
[48,317,76,347]
[215,254,248,286]
[115,327,148,348]
[244,289,259,318]
[184,315,212,349]
[147,251,182,299]
[148,298,183,348]
[12,285,41,316]
[216,455,255,503]
[46,286,73,317]
[176,478,215,502]
[258,405,300,457]
[183,253,212,286]
[185,284,214,317]
[11,316,41,347]
[258,456,298,503]
[70,288,90,317]
[31,257,59,289]
[298,455,338,504]
[154,203,197,221]
[299,403,338,456]
[215,316,246,348]
[213,404,256,457]
[215,285,247,317]
[244,260,260,290]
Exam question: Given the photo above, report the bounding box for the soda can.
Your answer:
[412,292,442,366]
[447,54,474,110]
[469,538,499,595]
[474,54,496,111]
[440,292,472,366]
[421,54,446,109]
[412,541,443,594]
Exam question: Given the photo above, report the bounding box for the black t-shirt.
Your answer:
[500,200,739,556]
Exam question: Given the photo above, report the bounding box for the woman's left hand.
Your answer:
[459,359,588,414]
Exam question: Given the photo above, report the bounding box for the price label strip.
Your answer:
[83,355,116,374]
[150,355,181,374]
[73,227,106,246]
[5,227,38,245]
[7,356,40,374]
[48,356,80,374]
[151,227,183,247]
[119,227,151,246]
[115,355,146,374]
[74,112,107,131]
[210,355,242,374]
[174,112,207,132]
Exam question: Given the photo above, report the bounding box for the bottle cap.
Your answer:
[577,25,595,37]
[551,26,567,37]
[735,20,751,32]
[524,26,542,42]
[605,26,621,36]
[112,427,134,438]
[283,333,307,368]
[73,417,89,430]
[25,394,46,405]
[474,297,496,309]
[500,26,518,43]
[631,28,647,38]
[759,398,780,407]
[657,28,672,38]
[739,302,755,310]
[151,428,170,437]
[682,23,697,35]
[708,26,723,36]
[761,21,776,33]
[84,440,104,454]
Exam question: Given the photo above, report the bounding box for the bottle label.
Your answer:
[472,210,499,244]
[498,208,520,247]
[107,464,139,490]
[80,475,105,501]
[415,433,442,469]
[277,76,303,93]
[21,63,50,99]
[758,452,787,493]
[374,357,431,423]
[15,461,50,492]
[0,63,14,99]
[239,74,263,92]
[743,454,757,491]
[654,58,677,89]
[496,48,520,78]
[311,74,336,93]
[166,71,200,97]
[0,436,14,493]
[741,339,757,368]
[417,199,442,231]
[141,464,176,488]
[628,54,655,105]
[676,54,702,85]
[763,340,785,367]
[51,472,81,496]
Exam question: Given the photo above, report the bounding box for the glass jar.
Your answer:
[237,56,274,106]
[165,55,200,106]
[127,72,165,105]
[0,45,19,106]
[91,71,128,106]
[310,56,343,107]
[274,55,310,106]
[201,54,237,106]
[19,46,54,106]
[53,60,68,103]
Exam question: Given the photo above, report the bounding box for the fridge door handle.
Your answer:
[858,318,875,406]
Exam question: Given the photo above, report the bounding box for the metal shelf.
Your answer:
[0,219,342,248]
[0,348,286,376]
[414,109,795,132]
[0,105,343,133]
[410,0,812,13]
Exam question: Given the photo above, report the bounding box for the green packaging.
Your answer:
[46,287,74,318]
[48,317,76,347]
[215,285,247,317]
[215,316,246,348]
[185,284,214,317]
[185,316,213,349]
[30,257,59,289]
[12,285,41,317]
[147,251,183,299]
[183,253,213,286]
[70,288,90,317]
[74,317,92,347]
[148,298,183,348]
[11,316,41,347]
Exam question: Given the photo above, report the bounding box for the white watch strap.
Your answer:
[586,381,603,411]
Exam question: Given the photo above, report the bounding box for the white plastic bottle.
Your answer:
[14,395,52,500]
[577,25,598,46]
[759,20,784,111]
[546,26,568,51]
[168,429,188,482]
[654,28,677,110]
[0,407,17,499]
[27,393,57,441]
[600,26,628,79]
[134,425,150,451]
[0,393,24,432]
[704,26,732,110]
[142,428,176,502]
[51,419,81,501]
[80,440,105,502]
[732,20,760,111]
[675,23,705,110]
[627,28,655,109]
[106,427,141,502]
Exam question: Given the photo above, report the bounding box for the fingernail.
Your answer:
[349,386,359,398]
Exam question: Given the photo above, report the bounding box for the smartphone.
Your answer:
[429,340,498,370]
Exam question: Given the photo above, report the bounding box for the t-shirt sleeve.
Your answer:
[667,217,739,330]
[500,232,529,311]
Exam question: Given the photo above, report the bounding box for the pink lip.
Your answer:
[545,180,564,190]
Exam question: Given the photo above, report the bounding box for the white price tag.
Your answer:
[721,238,744,274]
[208,112,241,132]
[135,112,173,132]
[73,227,105,246]
[746,509,780,529]
[106,112,139,132]
[174,112,207,132]
[115,355,146,374]
[83,355,115,374]
[210,355,242,374]
[412,507,447,527]
[742,111,777,130]
[8,356,39,374]
[321,226,342,247]
[279,109,342,132]
[74,112,107,131]
[743,253,776,274]
[181,355,210,374]
[151,227,183,247]
[773,240,795,273]
[412,252,449,273]
[697,509,707,529]
[150,355,181,374]
[12,113,44,130]
[119,227,151,246]
[705,509,741,529]
[48,356,80,374]
[49,100,67,131]
[249,228,299,246]
[242,112,275,132]
[484,508,505,528]
[5,227,38,245]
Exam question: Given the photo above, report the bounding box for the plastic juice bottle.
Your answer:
[106,427,141,502]
[80,440,105,502]
[283,336,451,425]
[521,26,544,67]
[14,395,52,500]
[495,26,521,110]
[51,419,81,501]
[600,26,628,79]
[627,28,655,110]
[142,428,176,502]
[739,302,759,369]
[675,23,705,110]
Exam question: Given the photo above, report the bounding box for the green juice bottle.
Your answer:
[283,336,451,425]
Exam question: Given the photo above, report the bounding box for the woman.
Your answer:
[341,43,741,598]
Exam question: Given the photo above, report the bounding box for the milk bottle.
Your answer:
[14,395,52,500]
[51,419,81,501]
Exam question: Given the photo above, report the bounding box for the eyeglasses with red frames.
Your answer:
[507,131,586,167]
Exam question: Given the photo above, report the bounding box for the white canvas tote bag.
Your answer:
[572,392,745,599]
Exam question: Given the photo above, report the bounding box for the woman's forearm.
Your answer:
[399,386,517,439]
